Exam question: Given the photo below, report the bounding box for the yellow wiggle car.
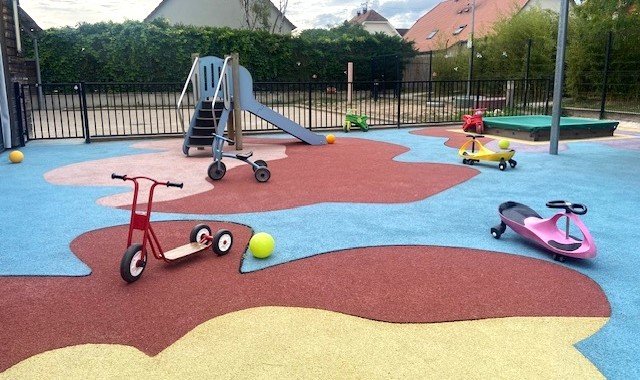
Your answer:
[458,134,517,171]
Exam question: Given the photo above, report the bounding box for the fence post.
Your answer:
[396,80,402,128]
[523,39,532,112]
[307,81,312,130]
[396,55,402,127]
[600,31,613,120]
[13,82,25,147]
[428,51,433,102]
[79,82,91,143]
[544,76,552,115]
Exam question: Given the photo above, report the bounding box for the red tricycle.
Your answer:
[462,108,486,134]
[111,173,233,283]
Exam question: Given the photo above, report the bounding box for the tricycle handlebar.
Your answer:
[111,173,126,180]
[213,133,235,144]
[166,182,183,188]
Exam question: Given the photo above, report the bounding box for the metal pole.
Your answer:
[550,0,570,155]
[307,81,312,129]
[79,82,91,144]
[13,82,24,146]
[12,0,21,54]
[599,31,612,120]
[0,44,11,149]
[34,37,44,108]
[396,55,402,127]
[523,39,532,111]
[466,0,476,99]
[525,39,532,81]
[347,61,353,107]
[428,51,433,102]
[231,52,243,150]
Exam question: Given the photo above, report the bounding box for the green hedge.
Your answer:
[27,19,416,83]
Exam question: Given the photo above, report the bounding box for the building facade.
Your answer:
[349,9,400,37]
[145,0,296,34]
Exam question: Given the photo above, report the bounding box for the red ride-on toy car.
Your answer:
[462,108,486,134]
[111,174,233,283]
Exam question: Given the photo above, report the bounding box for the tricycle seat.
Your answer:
[236,151,253,160]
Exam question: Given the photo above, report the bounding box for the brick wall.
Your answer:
[1,0,37,148]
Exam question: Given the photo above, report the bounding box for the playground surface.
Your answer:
[1,125,640,378]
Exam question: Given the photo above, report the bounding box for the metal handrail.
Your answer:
[176,56,200,132]
[210,56,232,131]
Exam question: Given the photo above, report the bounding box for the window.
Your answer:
[453,25,467,35]
[426,29,438,39]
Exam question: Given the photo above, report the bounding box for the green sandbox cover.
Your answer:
[483,115,618,133]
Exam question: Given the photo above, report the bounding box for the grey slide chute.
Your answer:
[238,65,325,145]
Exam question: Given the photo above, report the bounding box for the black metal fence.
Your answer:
[18,82,196,141]
[16,78,551,141]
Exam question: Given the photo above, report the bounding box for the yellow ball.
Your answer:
[326,134,336,144]
[8,150,24,163]
[249,232,275,259]
[498,139,510,149]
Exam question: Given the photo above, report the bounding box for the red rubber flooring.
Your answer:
[0,221,610,371]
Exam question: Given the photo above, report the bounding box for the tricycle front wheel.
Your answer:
[120,244,146,283]
[208,161,226,180]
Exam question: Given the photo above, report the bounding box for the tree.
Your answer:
[474,8,558,80]
[566,0,640,100]
[271,0,289,34]
[32,20,416,83]
[239,0,289,33]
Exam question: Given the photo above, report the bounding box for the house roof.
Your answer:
[349,9,389,24]
[145,0,296,30]
[18,6,42,35]
[404,0,529,52]
[396,28,409,37]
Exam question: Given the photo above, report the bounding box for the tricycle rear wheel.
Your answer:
[212,229,233,256]
[253,160,268,172]
[255,167,271,182]
[190,224,212,243]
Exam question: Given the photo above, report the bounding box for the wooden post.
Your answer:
[347,62,353,108]
[231,52,243,150]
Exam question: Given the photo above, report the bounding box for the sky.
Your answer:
[19,0,440,30]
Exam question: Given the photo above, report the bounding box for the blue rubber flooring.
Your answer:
[1,130,639,378]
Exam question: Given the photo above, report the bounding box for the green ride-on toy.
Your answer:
[344,109,369,132]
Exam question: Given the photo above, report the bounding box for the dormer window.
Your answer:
[453,25,467,35]
[427,29,438,39]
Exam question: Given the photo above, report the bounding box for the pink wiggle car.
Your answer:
[491,200,596,262]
